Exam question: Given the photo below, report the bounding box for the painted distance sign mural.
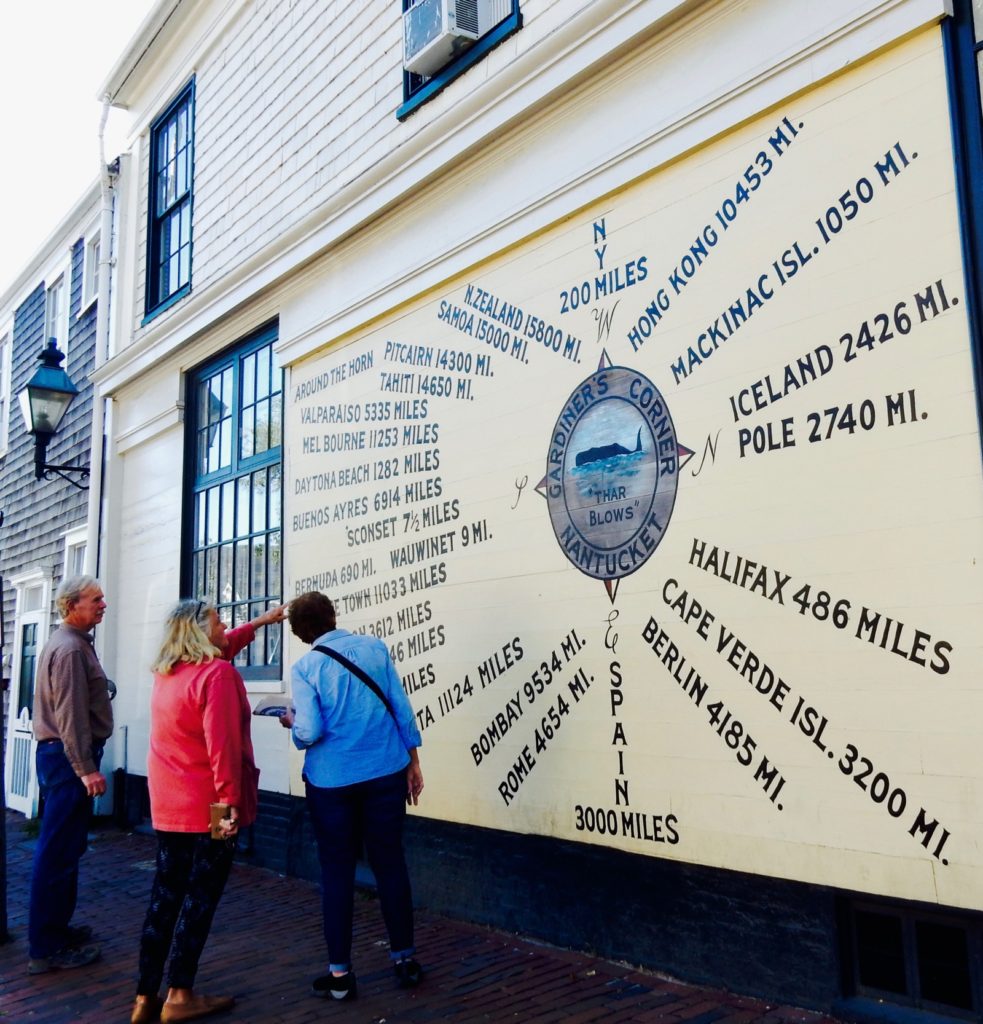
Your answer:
[284,30,983,909]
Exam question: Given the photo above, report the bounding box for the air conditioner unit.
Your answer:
[402,0,494,77]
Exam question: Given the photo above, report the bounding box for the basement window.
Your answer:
[844,903,980,1018]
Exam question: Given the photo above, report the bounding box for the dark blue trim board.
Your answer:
[943,1,983,464]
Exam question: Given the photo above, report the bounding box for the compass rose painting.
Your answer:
[541,357,691,596]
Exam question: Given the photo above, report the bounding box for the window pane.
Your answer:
[179,240,190,290]
[255,399,270,454]
[197,428,209,477]
[159,241,172,299]
[219,543,233,603]
[196,490,206,546]
[219,418,232,469]
[193,550,204,593]
[206,487,220,545]
[221,481,235,540]
[205,546,218,597]
[242,353,255,407]
[855,911,906,994]
[241,405,255,459]
[253,470,268,532]
[235,540,250,602]
[180,203,191,246]
[267,618,282,664]
[208,377,222,422]
[221,367,233,412]
[271,392,282,447]
[207,424,219,474]
[916,921,972,1009]
[268,530,281,589]
[251,536,266,599]
[256,344,271,399]
[237,475,251,536]
[269,465,281,528]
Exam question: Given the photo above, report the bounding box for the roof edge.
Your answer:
[97,0,185,108]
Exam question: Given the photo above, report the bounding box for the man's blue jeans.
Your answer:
[306,767,415,972]
[28,740,102,958]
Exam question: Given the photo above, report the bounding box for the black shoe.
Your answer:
[394,958,424,988]
[311,971,357,1001]
[62,924,94,949]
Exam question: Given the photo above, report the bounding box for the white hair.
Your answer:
[56,575,101,618]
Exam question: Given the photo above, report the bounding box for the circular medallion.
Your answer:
[545,366,679,580]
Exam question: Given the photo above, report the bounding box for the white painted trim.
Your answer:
[0,317,12,457]
[114,401,184,453]
[91,0,948,394]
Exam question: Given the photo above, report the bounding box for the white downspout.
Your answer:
[85,96,116,578]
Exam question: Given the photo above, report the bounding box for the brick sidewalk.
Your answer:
[0,812,842,1023]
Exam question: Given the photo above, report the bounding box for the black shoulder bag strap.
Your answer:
[314,644,397,721]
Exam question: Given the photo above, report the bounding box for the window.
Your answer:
[844,902,981,1018]
[0,325,11,456]
[146,80,194,318]
[398,0,522,120]
[63,525,88,577]
[186,324,282,680]
[81,231,101,310]
[44,273,68,353]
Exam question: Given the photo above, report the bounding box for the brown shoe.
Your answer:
[159,994,235,1023]
[131,994,163,1023]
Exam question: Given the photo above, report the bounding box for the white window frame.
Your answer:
[3,567,53,817]
[0,318,12,457]
[43,259,71,361]
[80,229,101,314]
[62,524,89,577]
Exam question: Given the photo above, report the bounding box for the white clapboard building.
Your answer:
[89,1,983,1016]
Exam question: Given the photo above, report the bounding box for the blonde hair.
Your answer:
[152,598,222,674]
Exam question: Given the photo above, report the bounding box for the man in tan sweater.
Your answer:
[27,575,113,974]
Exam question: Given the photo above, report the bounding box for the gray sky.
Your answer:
[0,0,159,297]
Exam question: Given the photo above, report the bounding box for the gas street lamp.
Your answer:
[18,340,89,489]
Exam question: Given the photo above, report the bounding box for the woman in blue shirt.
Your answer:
[280,591,423,1001]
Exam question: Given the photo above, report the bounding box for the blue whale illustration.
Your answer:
[575,427,643,467]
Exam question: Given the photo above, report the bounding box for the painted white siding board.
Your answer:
[108,428,186,784]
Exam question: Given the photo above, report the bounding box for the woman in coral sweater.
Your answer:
[131,599,286,1024]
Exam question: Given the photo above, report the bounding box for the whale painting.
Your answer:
[575,427,643,467]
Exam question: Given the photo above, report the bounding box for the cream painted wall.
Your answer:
[282,30,983,910]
